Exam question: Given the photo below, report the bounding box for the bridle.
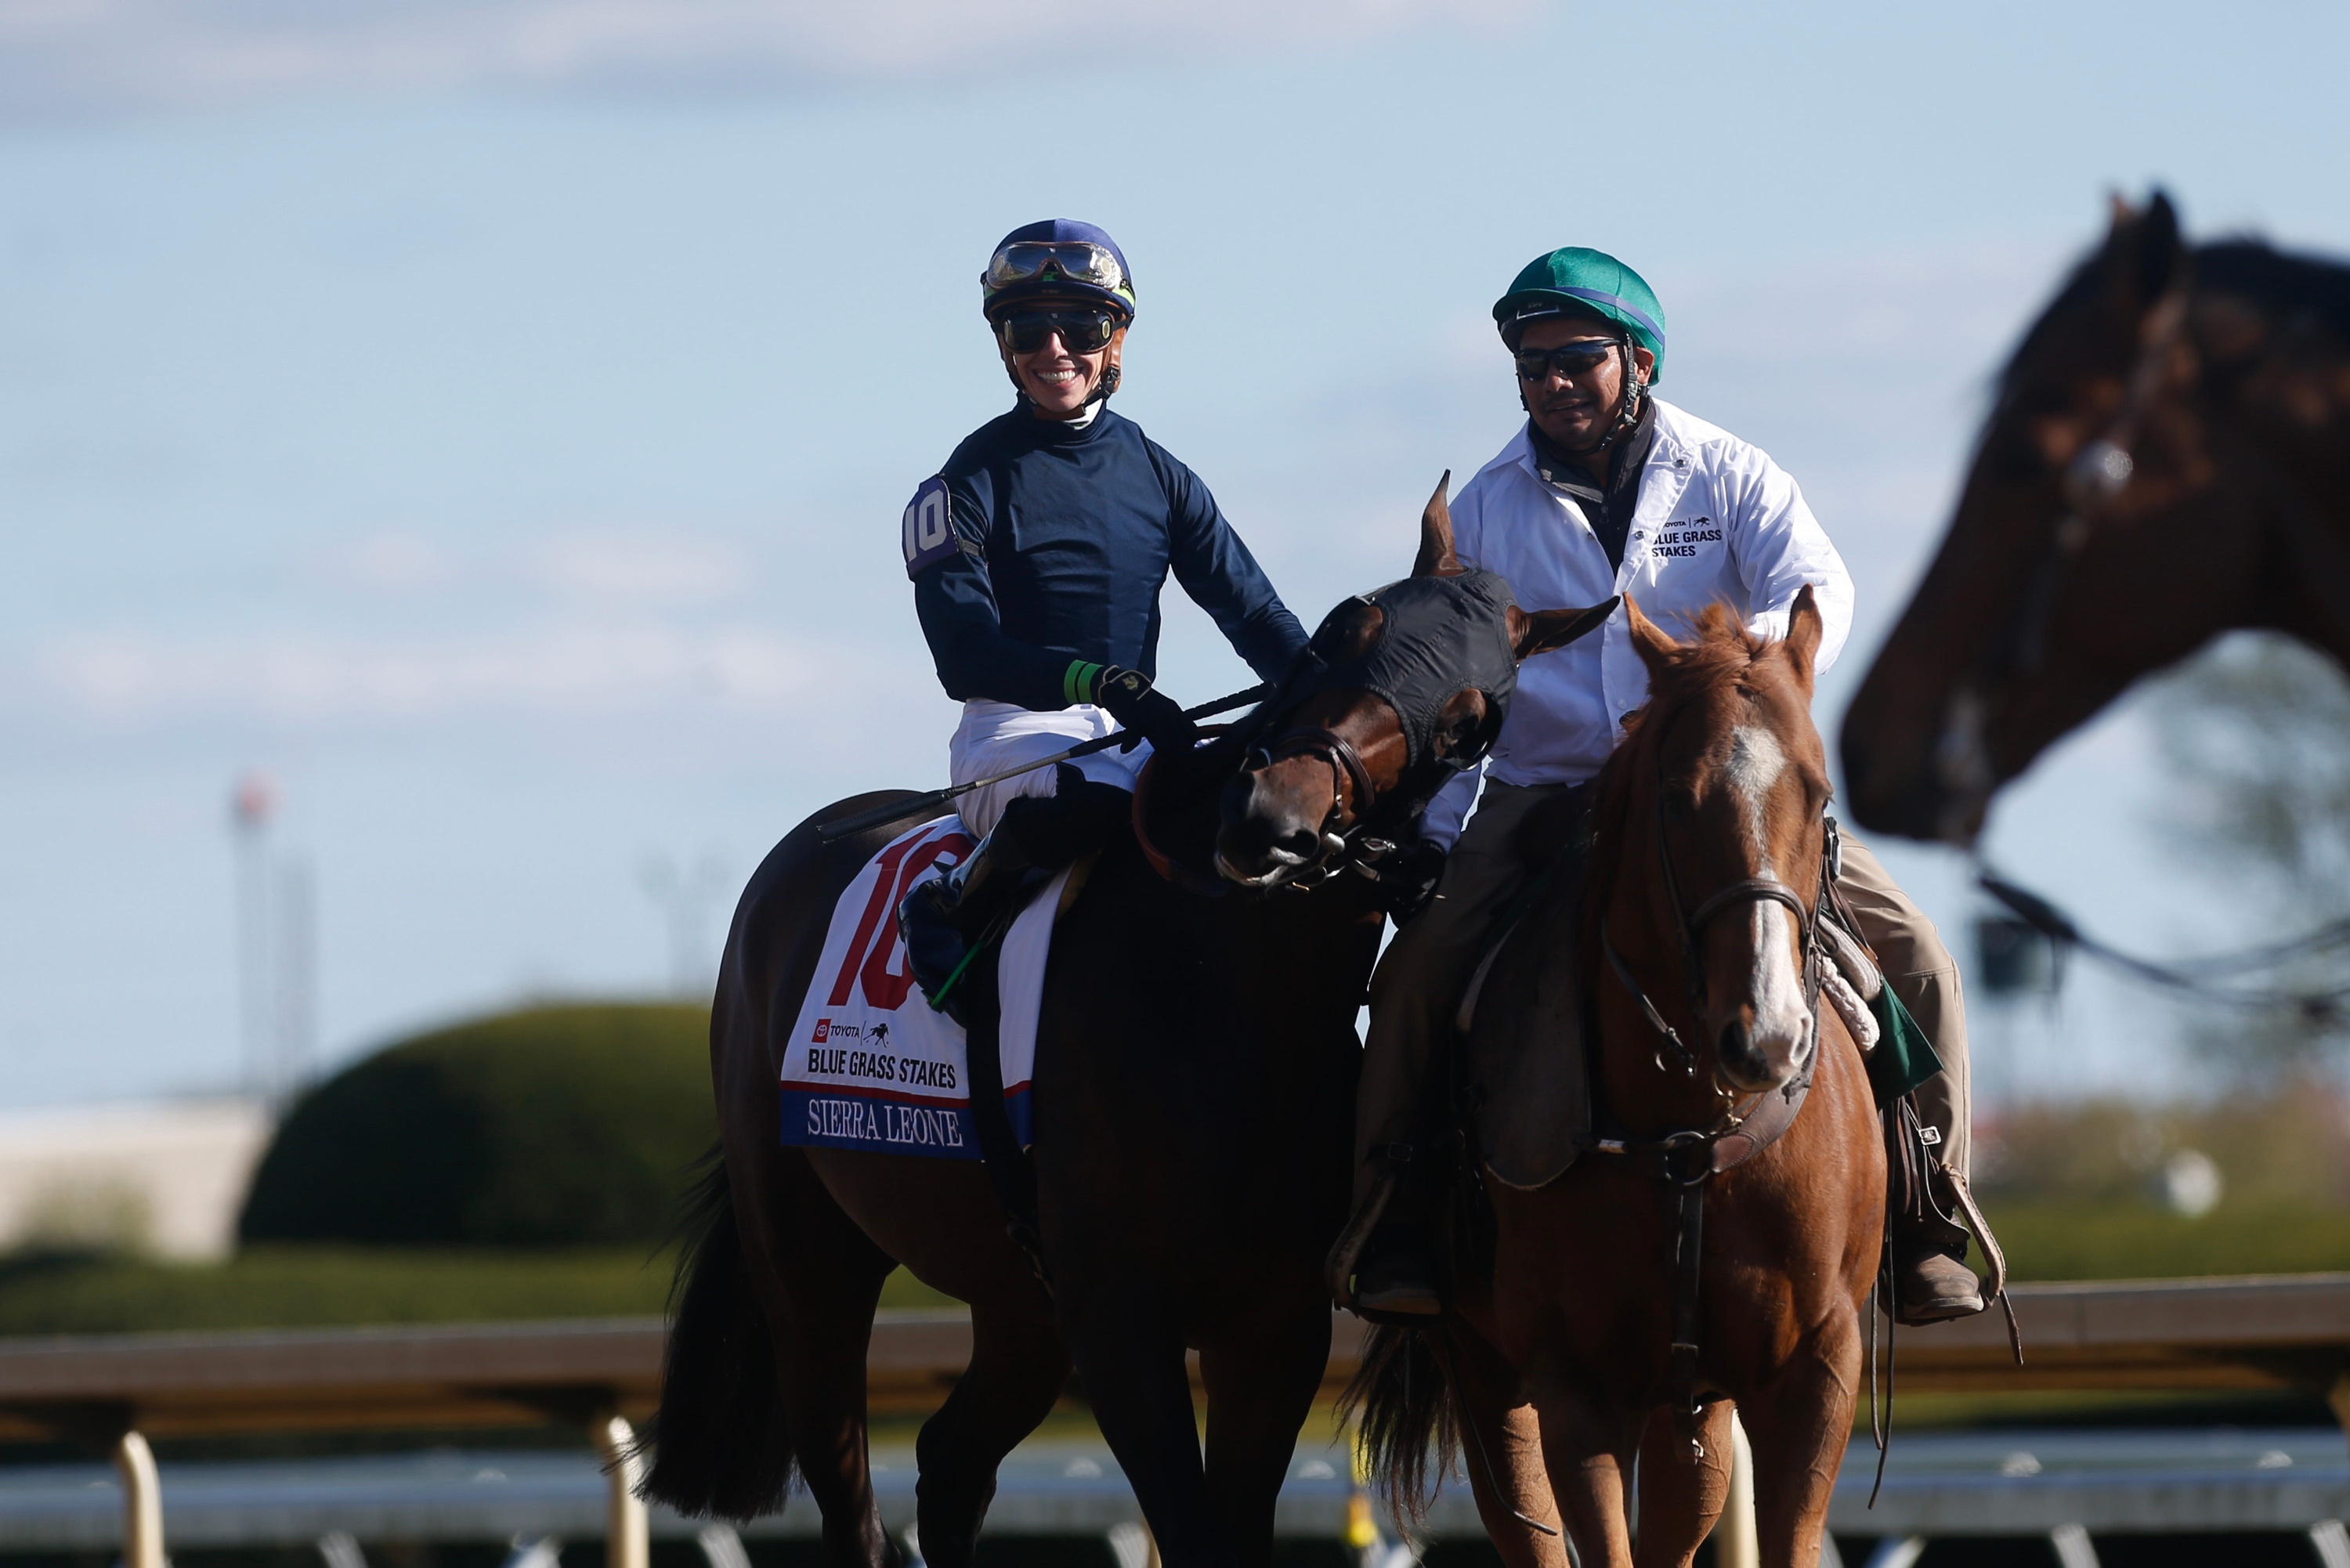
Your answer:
[1931,280,2192,841]
[1241,721,1386,885]
[1600,724,1831,1097]
[1587,714,1838,1459]
[1231,714,1468,891]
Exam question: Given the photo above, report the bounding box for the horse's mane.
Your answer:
[1997,233,2350,403]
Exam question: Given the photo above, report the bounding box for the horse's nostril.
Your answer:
[1719,1020,1759,1076]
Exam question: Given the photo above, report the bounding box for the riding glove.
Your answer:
[1084,664,1198,755]
[1377,838,1449,923]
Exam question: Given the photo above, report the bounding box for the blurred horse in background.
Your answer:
[1843,192,2350,844]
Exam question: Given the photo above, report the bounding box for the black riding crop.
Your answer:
[813,682,1272,844]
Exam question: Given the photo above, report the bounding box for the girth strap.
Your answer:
[1665,1136,1711,1453]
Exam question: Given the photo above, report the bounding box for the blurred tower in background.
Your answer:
[639,852,731,999]
[231,773,275,1100]
[230,772,317,1106]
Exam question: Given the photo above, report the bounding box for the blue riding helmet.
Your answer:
[982,219,1137,323]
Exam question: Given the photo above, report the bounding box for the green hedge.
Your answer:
[239,1003,715,1247]
[0,1251,952,1336]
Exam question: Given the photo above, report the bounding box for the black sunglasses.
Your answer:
[998,309,1119,356]
[1513,341,1621,383]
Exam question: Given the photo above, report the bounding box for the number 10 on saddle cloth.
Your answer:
[780,818,1061,1158]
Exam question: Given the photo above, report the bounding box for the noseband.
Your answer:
[1242,723,1386,883]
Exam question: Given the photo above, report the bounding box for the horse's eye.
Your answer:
[1664,789,1697,821]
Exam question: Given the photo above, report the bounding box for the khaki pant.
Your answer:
[1352,790,1969,1208]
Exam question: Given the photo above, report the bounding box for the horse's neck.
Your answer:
[1589,788,1735,1135]
[2222,305,2350,658]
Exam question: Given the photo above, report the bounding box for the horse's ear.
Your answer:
[2101,189,2187,320]
[1625,593,1678,678]
[1782,584,1823,690]
[1414,471,1463,578]
[1507,597,1618,663]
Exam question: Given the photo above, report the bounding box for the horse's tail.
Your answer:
[638,1148,798,1521]
[1337,1321,1460,1526]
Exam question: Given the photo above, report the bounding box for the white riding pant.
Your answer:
[947,699,1152,840]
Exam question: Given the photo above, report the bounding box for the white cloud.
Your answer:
[0,0,1532,119]
[316,530,463,593]
[522,531,747,605]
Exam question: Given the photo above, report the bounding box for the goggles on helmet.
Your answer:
[997,308,1119,356]
[983,242,1132,302]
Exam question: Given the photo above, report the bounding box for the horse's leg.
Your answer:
[1630,1403,1734,1568]
[1734,1324,1861,1568]
[1438,1322,1568,1568]
[1197,1313,1329,1568]
[1528,1374,1640,1568]
[734,1147,901,1566]
[909,1289,1068,1568]
[1065,1306,1216,1565]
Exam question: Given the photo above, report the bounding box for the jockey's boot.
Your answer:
[1895,1237,1985,1324]
[1892,1182,1985,1324]
[898,771,1131,1025]
[899,825,1039,1025]
[1349,1147,1444,1318]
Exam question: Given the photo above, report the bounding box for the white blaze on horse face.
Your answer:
[1725,724,1811,1060]
[1723,725,1786,858]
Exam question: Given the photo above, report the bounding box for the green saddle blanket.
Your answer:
[1865,985,1943,1105]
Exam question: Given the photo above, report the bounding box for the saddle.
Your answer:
[1461,793,1598,1190]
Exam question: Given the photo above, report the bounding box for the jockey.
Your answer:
[1347,247,1983,1325]
[897,220,1309,1016]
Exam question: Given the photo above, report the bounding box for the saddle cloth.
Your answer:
[779,817,1065,1160]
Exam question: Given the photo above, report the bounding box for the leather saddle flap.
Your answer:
[1467,854,1593,1190]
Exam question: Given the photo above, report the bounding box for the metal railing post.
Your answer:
[591,1414,649,1568]
[1716,1412,1759,1568]
[112,1429,164,1568]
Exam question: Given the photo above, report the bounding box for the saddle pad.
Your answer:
[779,817,1065,1160]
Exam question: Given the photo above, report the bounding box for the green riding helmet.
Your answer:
[1492,247,1666,381]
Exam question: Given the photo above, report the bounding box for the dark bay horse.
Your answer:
[1842,192,2350,844]
[1351,585,1882,1568]
[642,495,1613,1567]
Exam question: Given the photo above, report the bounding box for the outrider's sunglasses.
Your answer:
[1513,341,1621,383]
[998,308,1119,356]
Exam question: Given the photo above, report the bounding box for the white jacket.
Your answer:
[1423,398,1853,849]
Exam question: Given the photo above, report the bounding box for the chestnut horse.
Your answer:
[1355,584,1882,1568]
[1843,192,2350,844]
[641,498,1611,1568]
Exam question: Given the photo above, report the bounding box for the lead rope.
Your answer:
[1868,1244,1896,1508]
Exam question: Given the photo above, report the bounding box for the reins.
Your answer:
[1933,269,2350,1019]
[1978,862,2350,1021]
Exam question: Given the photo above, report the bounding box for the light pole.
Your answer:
[230,772,276,1100]
[639,852,732,999]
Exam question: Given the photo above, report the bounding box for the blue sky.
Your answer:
[2,0,2346,1107]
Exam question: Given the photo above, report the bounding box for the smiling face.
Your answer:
[1000,306,1126,417]
[1517,316,1655,452]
